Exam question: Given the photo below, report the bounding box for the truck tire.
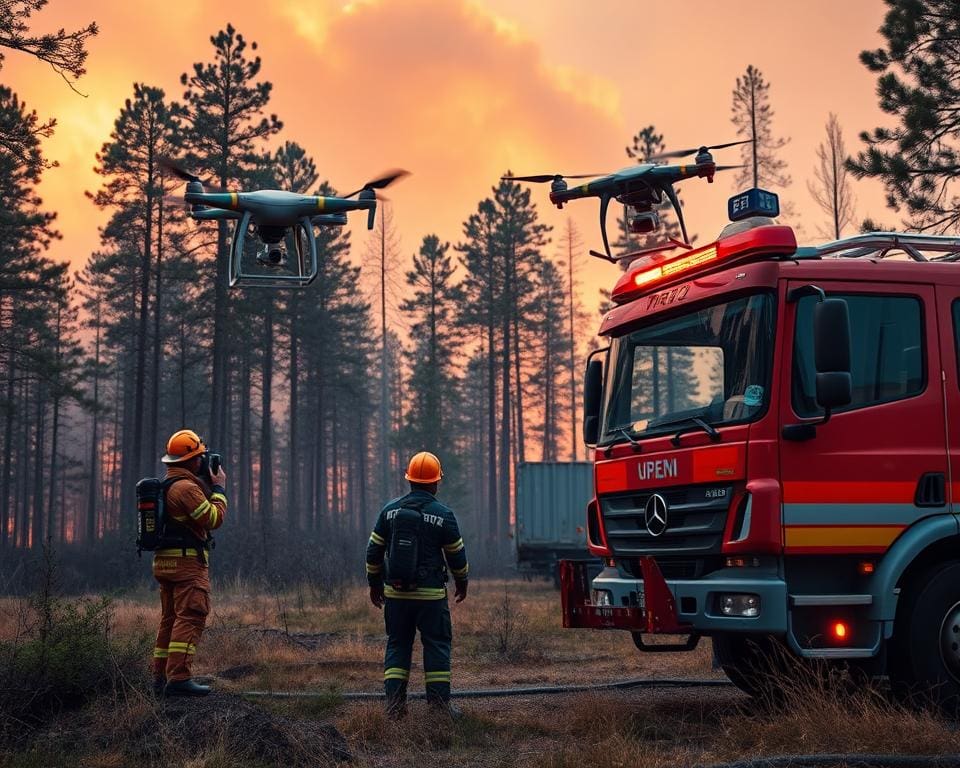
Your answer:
[889,560,960,712]
[712,634,792,699]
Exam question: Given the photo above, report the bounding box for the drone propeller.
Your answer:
[159,158,228,192]
[342,169,410,199]
[503,173,603,183]
[714,164,747,172]
[646,139,752,162]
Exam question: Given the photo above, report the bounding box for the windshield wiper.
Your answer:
[668,417,721,447]
[601,425,642,455]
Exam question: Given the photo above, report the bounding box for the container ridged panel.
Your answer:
[515,462,593,550]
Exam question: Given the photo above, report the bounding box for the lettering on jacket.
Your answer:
[385,508,444,527]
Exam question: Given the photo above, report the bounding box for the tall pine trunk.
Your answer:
[288,301,299,529]
[499,317,511,558]
[1,354,15,547]
[133,147,156,488]
[30,385,45,548]
[86,321,101,543]
[259,299,274,523]
[149,191,165,460]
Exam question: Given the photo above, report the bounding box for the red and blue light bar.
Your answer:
[610,225,798,305]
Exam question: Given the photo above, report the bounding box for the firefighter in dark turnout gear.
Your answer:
[366,452,468,718]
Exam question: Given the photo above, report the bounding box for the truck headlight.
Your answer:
[591,589,613,607]
[719,593,761,617]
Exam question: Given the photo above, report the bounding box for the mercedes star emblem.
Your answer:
[644,493,669,537]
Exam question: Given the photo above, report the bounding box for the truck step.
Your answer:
[789,594,873,606]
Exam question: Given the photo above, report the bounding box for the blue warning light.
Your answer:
[728,188,780,222]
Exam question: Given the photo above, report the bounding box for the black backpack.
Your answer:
[386,503,426,590]
[136,477,205,557]
[136,477,176,555]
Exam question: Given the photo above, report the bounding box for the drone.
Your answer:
[163,160,409,287]
[505,140,749,263]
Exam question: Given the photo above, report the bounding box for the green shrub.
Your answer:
[0,551,150,740]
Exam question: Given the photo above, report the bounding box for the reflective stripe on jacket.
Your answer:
[157,467,227,561]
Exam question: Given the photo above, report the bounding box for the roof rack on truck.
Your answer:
[800,232,960,262]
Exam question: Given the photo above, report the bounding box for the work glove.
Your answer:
[370,584,385,609]
[454,580,468,604]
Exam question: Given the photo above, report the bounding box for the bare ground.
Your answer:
[3,578,960,767]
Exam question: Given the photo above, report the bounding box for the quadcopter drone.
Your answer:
[505,140,749,263]
[163,160,409,287]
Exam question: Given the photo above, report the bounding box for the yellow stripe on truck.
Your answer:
[784,525,903,549]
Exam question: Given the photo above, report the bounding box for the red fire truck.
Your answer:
[561,221,960,703]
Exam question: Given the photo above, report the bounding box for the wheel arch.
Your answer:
[870,515,960,625]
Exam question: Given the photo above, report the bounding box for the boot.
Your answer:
[164,678,212,697]
[385,681,408,720]
[152,676,166,697]
[427,694,462,721]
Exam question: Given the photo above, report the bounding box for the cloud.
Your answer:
[8,0,628,315]
[262,0,626,254]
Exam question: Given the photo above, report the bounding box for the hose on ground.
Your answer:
[243,676,733,700]
[697,756,960,768]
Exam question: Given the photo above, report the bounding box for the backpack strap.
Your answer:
[160,477,209,561]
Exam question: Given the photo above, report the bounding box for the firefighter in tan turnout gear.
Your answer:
[366,452,469,718]
[152,429,227,697]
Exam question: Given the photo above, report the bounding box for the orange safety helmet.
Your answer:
[404,451,443,484]
[161,429,207,464]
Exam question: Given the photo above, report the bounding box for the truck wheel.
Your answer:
[889,561,960,712]
[712,634,791,699]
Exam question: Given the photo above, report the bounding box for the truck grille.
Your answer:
[600,484,732,557]
[620,556,723,580]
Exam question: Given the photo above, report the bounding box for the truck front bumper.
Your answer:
[561,559,788,635]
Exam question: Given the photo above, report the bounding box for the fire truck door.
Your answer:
[935,284,960,512]
[779,281,947,555]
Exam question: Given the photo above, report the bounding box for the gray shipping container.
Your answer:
[515,461,596,578]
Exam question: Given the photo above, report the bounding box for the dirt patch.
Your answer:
[207,626,340,651]
[36,690,351,767]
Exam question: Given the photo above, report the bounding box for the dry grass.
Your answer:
[4,579,960,767]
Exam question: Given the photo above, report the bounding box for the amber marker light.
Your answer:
[832,621,849,640]
[858,561,875,575]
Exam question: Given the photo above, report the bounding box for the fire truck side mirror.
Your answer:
[583,358,604,447]
[813,298,852,411]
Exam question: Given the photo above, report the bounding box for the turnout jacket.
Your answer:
[366,490,469,600]
[156,466,227,562]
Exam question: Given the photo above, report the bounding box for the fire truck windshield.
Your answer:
[599,292,775,445]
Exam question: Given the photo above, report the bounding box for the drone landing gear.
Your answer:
[228,212,318,288]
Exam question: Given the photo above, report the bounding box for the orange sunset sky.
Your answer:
[7,0,894,317]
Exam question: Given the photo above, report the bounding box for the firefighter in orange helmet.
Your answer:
[151,429,227,696]
[366,451,469,719]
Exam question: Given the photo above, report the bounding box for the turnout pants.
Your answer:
[152,552,211,683]
[383,596,452,706]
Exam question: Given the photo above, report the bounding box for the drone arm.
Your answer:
[311,213,348,226]
[367,202,376,230]
[192,209,242,221]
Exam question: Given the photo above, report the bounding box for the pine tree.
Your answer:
[459,178,549,558]
[178,24,283,452]
[529,259,571,462]
[809,113,856,239]
[90,83,179,511]
[848,0,960,232]
[556,219,587,460]
[731,65,790,191]
[401,234,463,453]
